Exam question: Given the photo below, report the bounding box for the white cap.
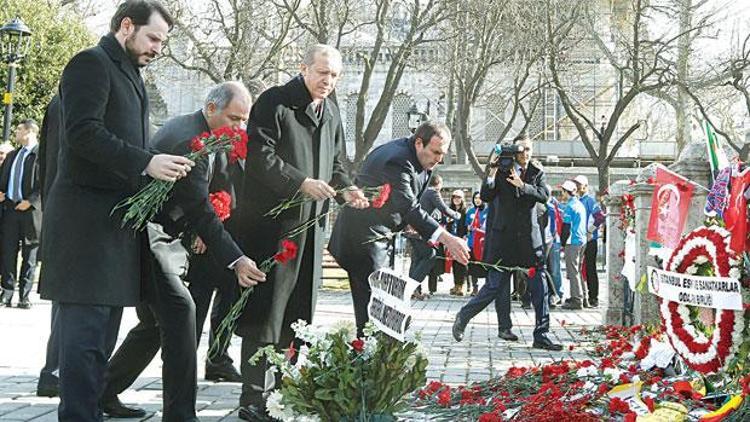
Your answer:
[451,189,464,197]
[561,180,577,194]
[573,175,588,186]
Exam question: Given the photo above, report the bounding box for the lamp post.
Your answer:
[406,103,426,134]
[0,17,32,143]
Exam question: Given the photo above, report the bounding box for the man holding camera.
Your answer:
[452,135,562,351]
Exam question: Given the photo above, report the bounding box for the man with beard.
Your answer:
[39,2,195,420]
[235,44,368,421]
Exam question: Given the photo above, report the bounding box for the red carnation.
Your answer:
[190,136,205,152]
[527,267,537,278]
[351,338,365,352]
[273,239,298,264]
[285,341,296,361]
[211,126,234,139]
[371,183,392,208]
[436,388,452,406]
[209,190,232,221]
[229,134,248,163]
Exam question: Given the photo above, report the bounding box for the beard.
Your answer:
[124,34,154,68]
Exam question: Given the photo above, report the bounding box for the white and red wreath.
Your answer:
[658,225,745,374]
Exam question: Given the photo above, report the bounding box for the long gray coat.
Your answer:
[236,75,351,344]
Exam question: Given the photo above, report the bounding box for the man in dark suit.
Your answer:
[328,121,471,335]
[0,119,42,309]
[36,93,62,398]
[451,135,563,351]
[235,44,368,421]
[101,82,260,419]
[38,2,198,421]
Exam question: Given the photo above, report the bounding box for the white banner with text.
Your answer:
[647,266,743,310]
[367,269,420,342]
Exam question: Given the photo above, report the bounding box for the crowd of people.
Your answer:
[0,0,608,420]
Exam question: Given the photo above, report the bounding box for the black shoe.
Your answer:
[238,404,275,421]
[562,300,583,310]
[101,397,147,418]
[498,329,519,342]
[533,337,564,351]
[17,299,30,309]
[36,377,59,398]
[205,362,242,382]
[452,314,466,342]
[583,298,591,308]
[588,299,599,308]
[521,302,531,310]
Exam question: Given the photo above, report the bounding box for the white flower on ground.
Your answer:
[266,390,296,421]
[576,366,598,377]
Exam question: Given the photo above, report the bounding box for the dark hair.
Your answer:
[413,120,451,147]
[429,174,442,187]
[110,0,174,33]
[450,195,467,213]
[472,191,484,209]
[512,133,530,144]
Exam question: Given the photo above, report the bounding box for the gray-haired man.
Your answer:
[100,81,264,420]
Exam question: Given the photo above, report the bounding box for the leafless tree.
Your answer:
[161,0,299,87]
[546,0,699,190]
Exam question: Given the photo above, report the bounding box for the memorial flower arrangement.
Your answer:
[412,324,750,420]
[250,321,428,421]
[207,239,298,361]
[112,127,248,231]
[657,225,748,375]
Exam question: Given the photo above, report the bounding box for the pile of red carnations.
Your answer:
[410,324,750,421]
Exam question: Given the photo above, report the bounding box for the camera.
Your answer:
[490,143,524,173]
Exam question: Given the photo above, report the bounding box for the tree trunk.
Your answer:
[596,160,610,195]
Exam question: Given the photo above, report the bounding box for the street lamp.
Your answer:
[407,103,426,134]
[0,17,32,143]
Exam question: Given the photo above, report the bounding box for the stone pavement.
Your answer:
[0,269,604,421]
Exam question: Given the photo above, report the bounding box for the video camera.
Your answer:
[489,143,525,173]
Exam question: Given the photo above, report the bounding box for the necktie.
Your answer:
[519,166,527,180]
[10,148,27,202]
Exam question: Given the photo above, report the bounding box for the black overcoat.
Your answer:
[480,162,549,268]
[236,75,351,343]
[40,34,154,306]
[328,138,439,272]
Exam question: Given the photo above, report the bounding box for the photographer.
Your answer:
[451,134,562,351]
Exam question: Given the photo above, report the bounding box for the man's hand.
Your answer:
[234,256,267,288]
[146,154,195,182]
[439,232,470,265]
[506,168,524,188]
[0,191,5,202]
[192,236,207,254]
[300,178,336,200]
[485,149,500,179]
[15,200,31,211]
[342,186,369,209]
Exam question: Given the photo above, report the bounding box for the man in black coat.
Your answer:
[328,121,470,335]
[451,135,563,351]
[38,2,197,421]
[36,94,62,398]
[101,82,261,420]
[0,119,42,309]
[235,44,368,421]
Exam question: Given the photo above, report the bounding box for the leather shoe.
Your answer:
[452,314,466,342]
[36,382,58,397]
[101,397,147,418]
[17,299,30,309]
[238,404,275,421]
[533,337,564,351]
[562,299,583,310]
[205,362,242,382]
[498,329,519,342]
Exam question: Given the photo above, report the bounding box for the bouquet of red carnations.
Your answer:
[112,127,247,231]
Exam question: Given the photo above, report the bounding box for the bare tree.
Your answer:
[546,0,696,190]
[161,0,299,86]
[273,0,367,48]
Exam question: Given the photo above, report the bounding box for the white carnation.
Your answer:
[694,256,708,264]
[576,366,598,377]
[266,391,296,422]
[331,320,357,342]
[363,336,378,359]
